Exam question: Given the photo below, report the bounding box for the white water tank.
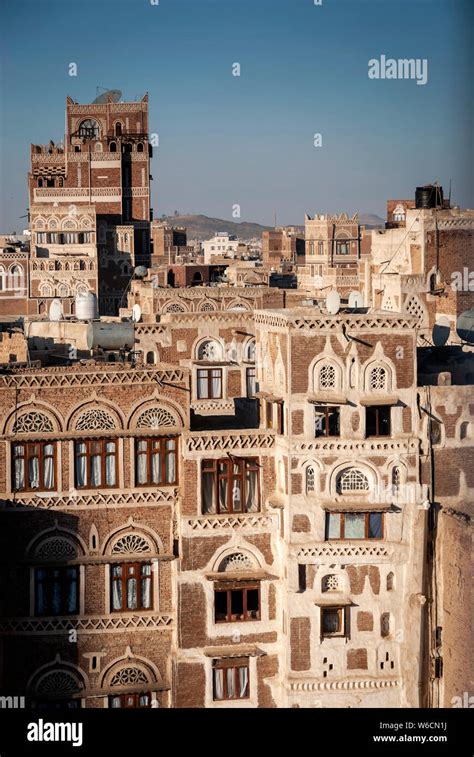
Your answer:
[75,292,98,321]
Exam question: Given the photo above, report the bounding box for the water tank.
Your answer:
[456,309,474,344]
[415,184,443,209]
[75,292,98,321]
[87,321,134,351]
[134,266,148,278]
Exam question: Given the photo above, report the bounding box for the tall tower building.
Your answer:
[28,93,152,315]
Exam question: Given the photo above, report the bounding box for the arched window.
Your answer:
[123,143,132,154]
[429,419,442,446]
[38,178,43,187]
[381,612,391,637]
[57,177,63,187]
[10,265,22,289]
[135,406,178,429]
[110,141,117,153]
[33,536,80,616]
[137,142,144,153]
[0,266,5,291]
[322,574,339,592]
[115,122,123,137]
[369,365,388,391]
[35,669,83,700]
[110,533,153,555]
[218,552,255,572]
[305,466,315,494]
[460,421,472,440]
[196,339,222,361]
[12,411,54,433]
[94,142,103,152]
[336,468,370,494]
[245,339,256,362]
[145,351,156,365]
[386,572,395,591]
[391,466,401,495]
[78,119,100,139]
[319,364,336,389]
[429,272,437,293]
[75,408,116,431]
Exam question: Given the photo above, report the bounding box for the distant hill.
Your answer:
[359,214,385,228]
[157,215,272,241]
[156,213,385,240]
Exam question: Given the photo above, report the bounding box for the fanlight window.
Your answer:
[136,407,177,429]
[322,574,339,592]
[336,468,370,494]
[12,411,54,434]
[110,667,149,687]
[197,340,223,361]
[111,533,152,555]
[219,552,254,572]
[164,303,185,313]
[36,670,82,695]
[75,408,116,431]
[35,537,77,560]
[78,119,100,139]
[369,366,388,391]
[319,364,337,390]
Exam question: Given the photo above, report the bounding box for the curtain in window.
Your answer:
[165,440,175,483]
[110,696,121,708]
[232,466,242,512]
[66,569,77,613]
[76,443,87,487]
[211,370,222,398]
[91,452,101,487]
[14,453,25,490]
[368,512,383,538]
[197,372,208,399]
[245,469,258,512]
[218,473,228,512]
[111,566,122,610]
[238,666,248,698]
[105,443,116,486]
[141,564,152,609]
[51,570,61,614]
[28,453,40,489]
[226,668,236,699]
[35,569,45,614]
[127,574,137,609]
[327,513,340,539]
[43,444,55,489]
[202,472,215,513]
[344,513,365,539]
[136,442,148,485]
[139,695,150,707]
[151,450,161,484]
[213,669,224,700]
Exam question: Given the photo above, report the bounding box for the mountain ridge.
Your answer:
[157,213,385,241]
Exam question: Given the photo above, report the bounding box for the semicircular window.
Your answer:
[13,412,54,434]
[111,533,152,555]
[136,407,177,429]
[75,408,116,431]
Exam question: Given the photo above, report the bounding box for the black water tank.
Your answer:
[415,184,443,209]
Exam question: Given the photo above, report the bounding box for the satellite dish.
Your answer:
[92,89,122,104]
[432,316,451,347]
[132,304,142,323]
[49,299,63,322]
[456,309,474,344]
[348,290,364,309]
[326,290,341,315]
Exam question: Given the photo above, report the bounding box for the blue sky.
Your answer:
[0,0,472,231]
